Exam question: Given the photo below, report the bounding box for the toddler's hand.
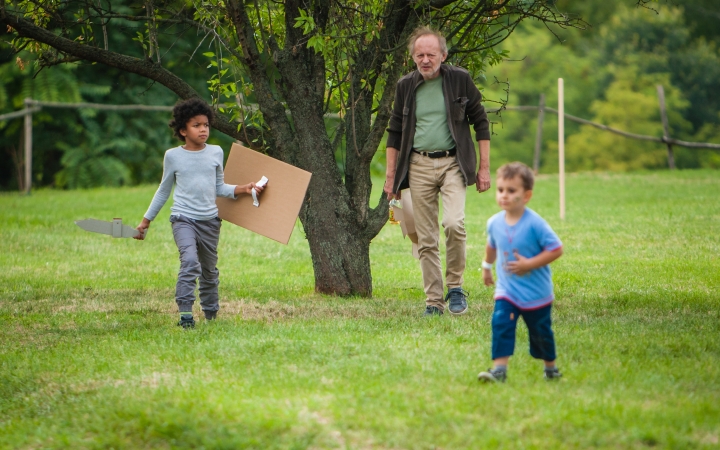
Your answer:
[507,251,531,275]
[482,268,494,286]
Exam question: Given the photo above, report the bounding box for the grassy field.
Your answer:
[1,170,719,449]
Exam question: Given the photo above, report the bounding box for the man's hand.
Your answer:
[384,177,401,201]
[482,268,494,286]
[384,147,400,201]
[134,218,150,240]
[507,251,532,275]
[476,139,491,193]
[476,169,491,193]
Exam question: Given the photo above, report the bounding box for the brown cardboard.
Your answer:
[392,190,419,259]
[217,143,312,244]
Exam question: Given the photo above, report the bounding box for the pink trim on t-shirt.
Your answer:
[493,295,554,311]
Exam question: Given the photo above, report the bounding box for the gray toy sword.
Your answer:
[75,218,143,238]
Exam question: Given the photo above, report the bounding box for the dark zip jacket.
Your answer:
[386,64,491,193]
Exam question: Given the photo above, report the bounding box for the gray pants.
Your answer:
[170,215,222,313]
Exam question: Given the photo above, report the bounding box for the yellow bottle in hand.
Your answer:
[389,199,401,225]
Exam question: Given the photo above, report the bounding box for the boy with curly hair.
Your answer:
[135,97,264,328]
[478,162,563,382]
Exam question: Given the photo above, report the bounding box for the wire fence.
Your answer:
[2,88,720,194]
[487,86,720,173]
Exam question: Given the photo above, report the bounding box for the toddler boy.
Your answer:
[478,162,563,382]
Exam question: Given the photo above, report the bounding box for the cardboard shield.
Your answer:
[217,143,312,244]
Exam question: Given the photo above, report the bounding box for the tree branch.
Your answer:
[225,0,296,162]
[429,0,461,9]
[0,9,263,145]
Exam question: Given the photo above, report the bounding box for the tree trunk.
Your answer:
[302,194,373,296]
[287,84,377,296]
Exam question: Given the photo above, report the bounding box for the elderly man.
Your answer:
[384,26,491,316]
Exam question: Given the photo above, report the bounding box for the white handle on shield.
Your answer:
[252,176,269,207]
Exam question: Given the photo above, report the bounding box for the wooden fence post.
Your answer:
[656,85,675,170]
[558,79,565,220]
[24,98,33,195]
[533,93,545,174]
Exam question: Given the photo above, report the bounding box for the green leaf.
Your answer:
[307,34,325,53]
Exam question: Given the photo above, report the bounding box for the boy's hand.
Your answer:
[507,251,531,275]
[235,182,265,196]
[134,218,150,240]
[250,181,265,195]
[482,268,494,286]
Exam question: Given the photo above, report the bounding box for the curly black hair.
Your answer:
[168,98,214,142]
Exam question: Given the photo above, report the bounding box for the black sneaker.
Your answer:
[423,305,443,316]
[177,315,195,329]
[446,287,468,315]
[204,311,217,321]
[544,368,563,380]
[478,367,507,383]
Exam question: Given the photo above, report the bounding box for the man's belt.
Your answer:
[412,148,456,158]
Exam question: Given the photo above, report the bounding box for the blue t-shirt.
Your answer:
[487,208,562,310]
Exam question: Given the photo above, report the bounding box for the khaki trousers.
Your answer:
[408,152,467,309]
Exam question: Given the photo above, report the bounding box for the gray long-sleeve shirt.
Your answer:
[144,144,236,221]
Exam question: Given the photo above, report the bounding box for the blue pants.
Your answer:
[491,300,556,361]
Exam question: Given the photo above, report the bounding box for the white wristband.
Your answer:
[481,260,493,270]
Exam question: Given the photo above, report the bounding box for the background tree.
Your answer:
[0,4,231,190]
[481,1,720,172]
[1,0,581,296]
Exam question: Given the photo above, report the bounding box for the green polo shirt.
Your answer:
[412,75,455,151]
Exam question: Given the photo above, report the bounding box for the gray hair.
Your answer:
[407,26,448,56]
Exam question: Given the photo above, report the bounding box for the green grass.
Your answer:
[1,170,719,449]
